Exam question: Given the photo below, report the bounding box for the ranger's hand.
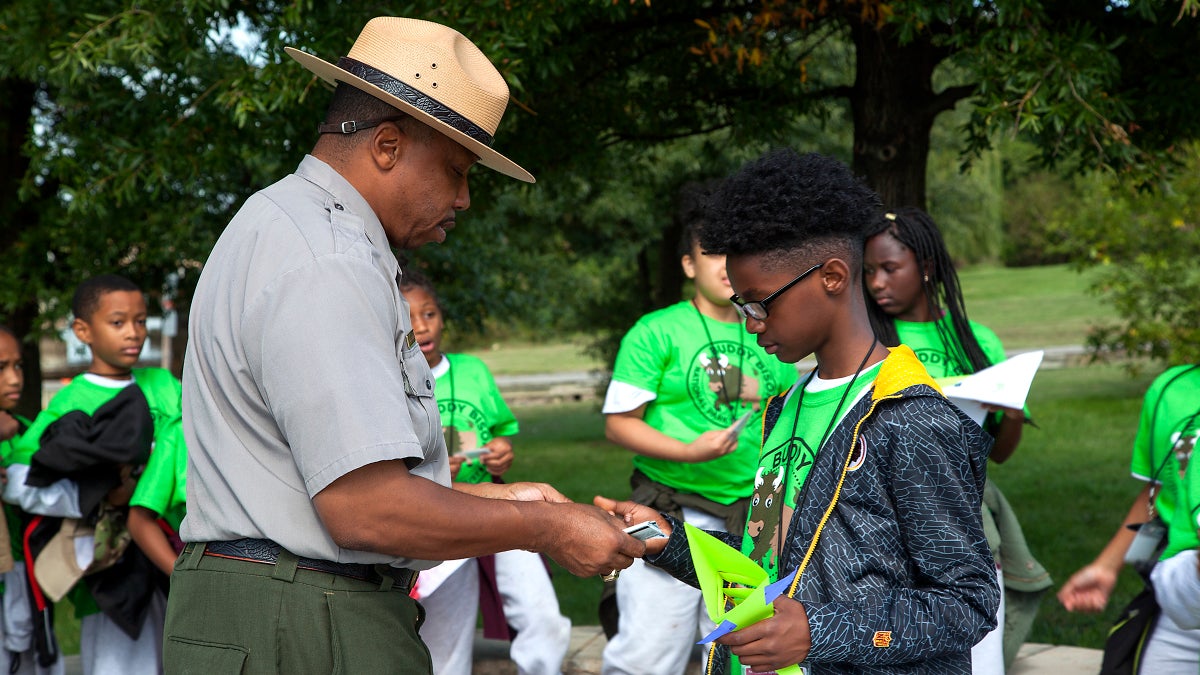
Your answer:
[539,503,645,577]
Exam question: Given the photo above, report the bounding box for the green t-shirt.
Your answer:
[740,364,881,581]
[129,414,187,530]
[12,368,182,618]
[434,354,519,485]
[1130,365,1200,560]
[894,315,1028,431]
[12,368,182,466]
[893,316,1007,378]
[733,365,879,675]
[610,301,799,505]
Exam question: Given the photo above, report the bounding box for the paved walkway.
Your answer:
[470,626,1103,674]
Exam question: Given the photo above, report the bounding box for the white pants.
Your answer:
[970,565,1006,675]
[79,589,165,675]
[0,567,64,675]
[420,550,572,675]
[602,507,724,675]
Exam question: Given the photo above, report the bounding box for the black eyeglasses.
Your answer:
[730,263,823,321]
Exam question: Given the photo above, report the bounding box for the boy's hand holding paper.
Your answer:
[685,523,807,674]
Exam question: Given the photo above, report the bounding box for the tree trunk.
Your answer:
[849,22,942,210]
[0,78,44,419]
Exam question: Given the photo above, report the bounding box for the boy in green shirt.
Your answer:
[7,274,180,675]
[601,181,798,675]
[598,150,998,674]
[400,269,572,675]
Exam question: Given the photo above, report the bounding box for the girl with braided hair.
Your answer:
[864,207,1051,673]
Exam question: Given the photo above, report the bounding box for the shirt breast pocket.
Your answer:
[398,337,443,464]
[400,339,435,400]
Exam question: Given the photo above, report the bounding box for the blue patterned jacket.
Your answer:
[647,346,999,674]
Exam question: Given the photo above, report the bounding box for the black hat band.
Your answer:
[337,56,495,148]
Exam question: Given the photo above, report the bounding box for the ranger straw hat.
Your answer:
[286,16,534,183]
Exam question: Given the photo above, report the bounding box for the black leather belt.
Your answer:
[203,538,416,591]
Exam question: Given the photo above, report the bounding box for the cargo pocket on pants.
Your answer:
[165,636,249,674]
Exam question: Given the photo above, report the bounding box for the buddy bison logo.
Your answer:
[745,466,793,570]
[687,343,781,426]
[438,399,492,453]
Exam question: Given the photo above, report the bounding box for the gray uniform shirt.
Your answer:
[181,155,450,566]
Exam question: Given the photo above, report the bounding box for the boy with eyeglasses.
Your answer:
[597,149,998,674]
[600,180,797,675]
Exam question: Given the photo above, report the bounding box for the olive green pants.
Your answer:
[163,543,430,674]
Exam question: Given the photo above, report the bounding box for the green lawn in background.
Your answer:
[956,263,1117,351]
[466,337,602,376]
[505,361,1163,651]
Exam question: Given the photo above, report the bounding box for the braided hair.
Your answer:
[864,207,992,374]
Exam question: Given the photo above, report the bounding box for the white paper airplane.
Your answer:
[937,350,1044,425]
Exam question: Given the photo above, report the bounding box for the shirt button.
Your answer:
[333,203,344,211]
[425,380,432,390]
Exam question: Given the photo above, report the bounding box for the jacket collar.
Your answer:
[872,344,943,401]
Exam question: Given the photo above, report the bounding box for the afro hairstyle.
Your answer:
[699,149,881,271]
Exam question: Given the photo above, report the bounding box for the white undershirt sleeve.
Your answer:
[602,381,657,415]
[2,464,83,518]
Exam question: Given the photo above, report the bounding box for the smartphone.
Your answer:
[624,520,667,541]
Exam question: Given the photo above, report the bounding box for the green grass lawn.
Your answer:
[954,263,1117,351]
[505,360,1163,650]
[465,337,603,376]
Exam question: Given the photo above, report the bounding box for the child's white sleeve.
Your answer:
[2,464,82,518]
[602,380,656,414]
[1151,549,1200,630]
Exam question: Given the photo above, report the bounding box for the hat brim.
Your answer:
[286,47,535,183]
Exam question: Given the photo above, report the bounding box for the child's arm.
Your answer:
[605,407,738,463]
[128,506,177,576]
[1058,483,1152,612]
[985,406,1024,464]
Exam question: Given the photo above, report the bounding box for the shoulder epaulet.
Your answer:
[873,344,943,400]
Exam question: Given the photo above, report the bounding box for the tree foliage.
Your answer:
[3,0,1200,414]
[1017,144,1200,366]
